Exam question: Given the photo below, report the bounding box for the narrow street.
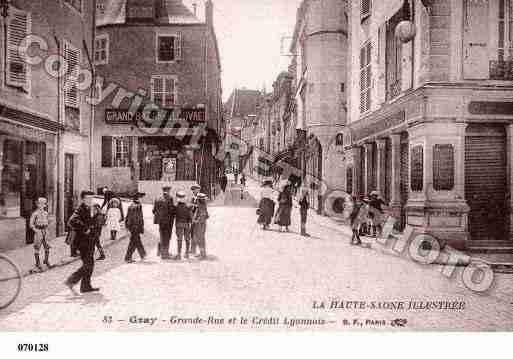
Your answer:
[1,179,512,331]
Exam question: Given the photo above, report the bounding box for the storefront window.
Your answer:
[410,145,423,192]
[0,139,22,218]
[433,144,455,191]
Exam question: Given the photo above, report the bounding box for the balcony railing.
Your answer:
[490,60,513,80]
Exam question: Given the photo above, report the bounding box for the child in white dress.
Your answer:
[106,198,122,241]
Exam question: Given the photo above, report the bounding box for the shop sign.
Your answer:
[179,108,206,123]
[468,102,513,115]
[105,109,144,124]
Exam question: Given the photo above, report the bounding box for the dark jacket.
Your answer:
[278,187,293,207]
[90,212,105,239]
[67,203,93,250]
[153,195,175,228]
[175,202,192,224]
[299,196,309,212]
[126,201,144,234]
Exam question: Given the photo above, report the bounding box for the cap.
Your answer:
[176,191,186,199]
[190,184,201,190]
[80,190,95,199]
[162,186,171,191]
[370,191,379,197]
[197,193,207,200]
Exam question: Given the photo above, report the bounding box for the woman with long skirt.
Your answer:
[275,182,293,232]
[257,178,275,230]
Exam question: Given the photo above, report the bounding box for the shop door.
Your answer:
[465,125,507,242]
[399,134,409,231]
[64,154,75,230]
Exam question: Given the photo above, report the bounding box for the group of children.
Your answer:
[349,191,388,246]
[173,189,209,261]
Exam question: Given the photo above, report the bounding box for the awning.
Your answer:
[272,148,294,164]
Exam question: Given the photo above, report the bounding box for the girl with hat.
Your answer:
[106,198,122,241]
[257,178,275,230]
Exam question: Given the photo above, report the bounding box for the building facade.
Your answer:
[347,0,513,250]
[290,0,349,212]
[0,0,95,250]
[94,0,223,202]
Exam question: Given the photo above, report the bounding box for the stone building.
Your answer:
[347,0,513,250]
[290,0,348,212]
[224,87,261,173]
[93,0,223,202]
[0,0,95,249]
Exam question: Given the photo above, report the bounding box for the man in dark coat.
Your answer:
[65,190,98,295]
[153,186,175,259]
[125,192,146,263]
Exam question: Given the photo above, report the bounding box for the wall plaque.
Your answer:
[468,101,513,115]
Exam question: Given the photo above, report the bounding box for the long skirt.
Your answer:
[275,204,292,227]
[257,198,275,225]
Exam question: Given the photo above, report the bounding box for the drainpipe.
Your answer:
[90,0,97,191]
[53,34,62,235]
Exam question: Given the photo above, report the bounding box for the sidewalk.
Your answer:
[0,197,130,282]
[245,177,513,273]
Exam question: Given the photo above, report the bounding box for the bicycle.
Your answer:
[0,253,23,310]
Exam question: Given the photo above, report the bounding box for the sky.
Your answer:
[182,0,302,101]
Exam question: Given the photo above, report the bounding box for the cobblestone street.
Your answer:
[1,180,512,331]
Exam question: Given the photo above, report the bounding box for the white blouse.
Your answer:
[261,187,274,199]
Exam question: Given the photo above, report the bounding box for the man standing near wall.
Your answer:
[153,187,176,260]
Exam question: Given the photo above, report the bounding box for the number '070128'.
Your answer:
[17,343,49,352]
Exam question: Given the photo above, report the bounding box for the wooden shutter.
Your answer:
[63,41,81,108]
[175,33,182,60]
[6,7,30,90]
[433,144,455,191]
[128,136,134,166]
[463,0,490,79]
[101,136,113,167]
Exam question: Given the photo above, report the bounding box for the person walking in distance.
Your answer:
[240,173,247,200]
[189,184,201,256]
[153,186,176,260]
[106,198,122,241]
[30,197,52,271]
[275,181,293,232]
[299,189,310,237]
[124,192,146,263]
[65,191,99,295]
[257,178,275,230]
[192,193,209,260]
[174,191,192,260]
[91,204,106,261]
[220,173,228,193]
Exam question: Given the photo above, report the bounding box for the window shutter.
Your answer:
[128,136,134,166]
[102,136,113,168]
[175,33,182,60]
[463,0,490,79]
[63,41,81,108]
[6,8,30,90]
[377,23,387,104]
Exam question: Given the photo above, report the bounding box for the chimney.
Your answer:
[205,0,213,27]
